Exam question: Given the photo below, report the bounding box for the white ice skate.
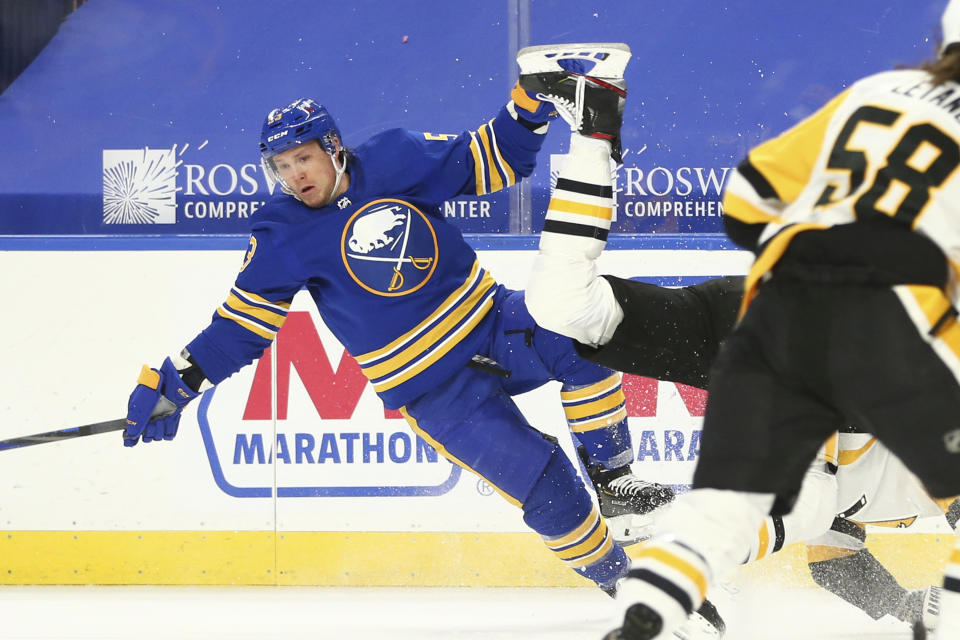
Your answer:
[516,42,631,161]
[516,42,632,79]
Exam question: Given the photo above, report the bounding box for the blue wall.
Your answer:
[0,0,946,242]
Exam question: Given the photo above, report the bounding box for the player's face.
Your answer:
[272,141,336,208]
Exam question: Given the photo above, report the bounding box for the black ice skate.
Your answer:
[896,585,940,635]
[603,603,663,640]
[579,446,675,544]
[605,600,726,640]
[675,600,726,640]
[516,42,630,162]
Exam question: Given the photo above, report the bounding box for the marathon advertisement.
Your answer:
[198,304,709,502]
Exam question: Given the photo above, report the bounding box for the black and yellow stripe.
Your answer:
[943,548,960,596]
[355,261,496,393]
[749,515,787,562]
[543,177,614,242]
[725,89,855,313]
[468,119,517,195]
[628,541,710,615]
[215,286,291,340]
[895,284,960,375]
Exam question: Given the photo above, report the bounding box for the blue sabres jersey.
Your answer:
[186,107,544,408]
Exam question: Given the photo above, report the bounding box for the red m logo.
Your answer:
[242,311,403,420]
[242,312,707,421]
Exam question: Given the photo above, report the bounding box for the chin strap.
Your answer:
[324,148,348,206]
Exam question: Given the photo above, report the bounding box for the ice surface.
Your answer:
[0,584,925,639]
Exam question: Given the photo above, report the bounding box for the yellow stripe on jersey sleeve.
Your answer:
[722,192,784,225]
[477,123,504,193]
[224,293,287,329]
[468,131,487,195]
[747,88,852,204]
[233,286,291,310]
[215,307,276,340]
[486,118,516,188]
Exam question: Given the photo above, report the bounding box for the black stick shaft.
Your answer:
[0,418,127,451]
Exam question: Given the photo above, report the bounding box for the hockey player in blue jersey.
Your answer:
[122,44,672,594]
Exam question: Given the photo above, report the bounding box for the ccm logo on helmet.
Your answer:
[267,130,289,142]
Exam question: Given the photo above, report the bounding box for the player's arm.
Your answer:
[123,229,303,446]
[722,89,851,252]
[398,89,554,203]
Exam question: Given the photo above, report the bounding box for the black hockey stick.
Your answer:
[0,417,126,452]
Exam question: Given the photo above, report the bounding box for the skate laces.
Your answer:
[537,74,586,132]
[607,473,659,496]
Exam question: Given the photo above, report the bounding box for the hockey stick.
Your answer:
[0,417,126,452]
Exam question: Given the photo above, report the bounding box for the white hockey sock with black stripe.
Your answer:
[540,135,613,260]
[615,539,710,637]
[526,134,622,346]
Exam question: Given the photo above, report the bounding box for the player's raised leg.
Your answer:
[521,44,628,348]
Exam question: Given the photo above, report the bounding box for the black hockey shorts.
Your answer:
[693,277,960,507]
[574,275,744,389]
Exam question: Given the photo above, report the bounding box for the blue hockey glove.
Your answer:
[508,81,558,125]
[123,357,199,447]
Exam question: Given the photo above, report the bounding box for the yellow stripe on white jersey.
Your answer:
[742,88,852,206]
[837,437,878,466]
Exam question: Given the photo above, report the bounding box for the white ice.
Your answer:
[0,584,923,639]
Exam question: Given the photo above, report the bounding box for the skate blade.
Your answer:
[673,611,724,640]
[517,42,631,78]
[606,513,655,546]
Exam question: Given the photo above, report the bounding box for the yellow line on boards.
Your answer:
[0,531,952,588]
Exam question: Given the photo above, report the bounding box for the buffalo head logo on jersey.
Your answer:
[341,199,438,296]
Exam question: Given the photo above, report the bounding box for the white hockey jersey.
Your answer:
[724,68,960,313]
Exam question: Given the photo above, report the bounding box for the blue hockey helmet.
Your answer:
[259,98,348,203]
[259,98,343,160]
